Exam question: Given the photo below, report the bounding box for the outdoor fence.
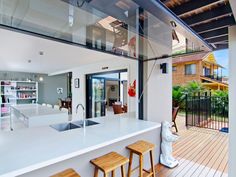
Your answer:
[185,92,228,130]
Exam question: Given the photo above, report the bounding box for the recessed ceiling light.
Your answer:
[28,60,32,63]
[39,77,44,82]
[39,51,44,55]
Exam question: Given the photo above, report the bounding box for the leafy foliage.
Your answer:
[172,81,229,110]
[212,90,228,97]
[172,86,185,107]
[182,81,205,96]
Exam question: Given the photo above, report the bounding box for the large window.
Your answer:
[185,64,196,75]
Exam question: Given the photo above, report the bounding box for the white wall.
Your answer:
[144,13,172,123]
[106,84,119,101]
[145,59,172,123]
[72,58,138,120]
[229,25,236,177]
[229,0,236,19]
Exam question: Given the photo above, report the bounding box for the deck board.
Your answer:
[155,127,228,177]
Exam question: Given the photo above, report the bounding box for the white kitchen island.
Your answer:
[10,104,68,129]
[0,113,161,177]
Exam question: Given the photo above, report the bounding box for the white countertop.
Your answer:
[0,114,160,177]
[11,104,67,118]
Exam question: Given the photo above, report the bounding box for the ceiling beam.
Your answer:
[213,43,229,50]
[169,0,221,16]
[206,35,228,43]
[192,16,235,33]
[200,27,228,39]
[132,0,212,50]
[184,3,232,26]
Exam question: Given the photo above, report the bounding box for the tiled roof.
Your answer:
[173,52,209,64]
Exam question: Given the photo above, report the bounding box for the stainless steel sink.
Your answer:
[72,120,99,127]
[50,120,99,132]
[50,123,82,132]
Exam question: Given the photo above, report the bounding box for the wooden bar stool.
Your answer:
[50,168,81,177]
[90,152,129,177]
[126,140,156,177]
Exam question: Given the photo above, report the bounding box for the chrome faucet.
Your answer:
[76,103,86,128]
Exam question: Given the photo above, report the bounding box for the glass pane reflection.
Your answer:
[0,0,206,60]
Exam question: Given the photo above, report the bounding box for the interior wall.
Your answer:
[72,59,138,120]
[229,25,236,177]
[144,13,172,123]
[106,84,119,104]
[38,74,68,105]
[0,71,68,105]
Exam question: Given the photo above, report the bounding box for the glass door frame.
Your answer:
[86,69,127,118]
[92,77,106,118]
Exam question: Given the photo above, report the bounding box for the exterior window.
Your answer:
[172,66,177,72]
[185,64,196,75]
[203,67,211,76]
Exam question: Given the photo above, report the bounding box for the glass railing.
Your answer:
[0,0,210,60]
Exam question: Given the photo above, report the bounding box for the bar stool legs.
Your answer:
[139,155,143,177]
[150,151,155,177]
[127,152,133,177]
[127,150,155,177]
[94,167,99,177]
[121,165,125,177]
[127,140,156,177]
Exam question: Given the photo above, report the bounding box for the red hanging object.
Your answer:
[128,37,136,57]
[128,80,136,97]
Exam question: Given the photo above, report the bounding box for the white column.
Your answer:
[146,58,172,123]
[229,25,236,177]
[144,13,172,123]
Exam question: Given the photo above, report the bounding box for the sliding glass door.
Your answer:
[86,76,106,118]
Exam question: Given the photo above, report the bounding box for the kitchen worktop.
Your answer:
[11,104,67,117]
[0,113,161,177]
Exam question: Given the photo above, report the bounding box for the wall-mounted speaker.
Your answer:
[160,63,168,74]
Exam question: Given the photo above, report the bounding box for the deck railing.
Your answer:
[203,75,223,82]
[185,93,228,130]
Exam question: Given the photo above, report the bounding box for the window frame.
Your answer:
[185,63,196,75]
[172,66,177,72]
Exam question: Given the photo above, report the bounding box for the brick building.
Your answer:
[172,52,228,90]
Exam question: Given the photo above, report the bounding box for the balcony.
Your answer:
[203,75,223,82]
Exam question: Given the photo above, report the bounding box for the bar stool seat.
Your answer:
[90,152,129,177]
[50,168,81,177]
[127,140,156,177]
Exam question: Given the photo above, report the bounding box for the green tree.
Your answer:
[172,81,205,108]
[212,90,228,97]
[183,81,205,96]
[172,86,185,107]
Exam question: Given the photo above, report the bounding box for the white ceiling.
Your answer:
[0,28,124,74]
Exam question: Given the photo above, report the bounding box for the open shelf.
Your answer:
[9,97,37,100]
[0,80,38,118]
[11,90,37,92]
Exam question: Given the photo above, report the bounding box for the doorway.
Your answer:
[86,69,128,118]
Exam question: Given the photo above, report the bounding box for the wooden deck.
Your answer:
[155,127,228,177]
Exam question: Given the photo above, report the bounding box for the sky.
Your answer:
[213,49,229,77]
